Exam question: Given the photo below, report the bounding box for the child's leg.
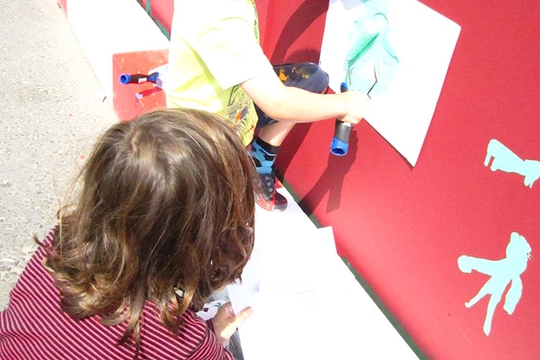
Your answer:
[249,63,329,211]
[274,62,330,93]
[255,62,330,135]
[253,62,329,148]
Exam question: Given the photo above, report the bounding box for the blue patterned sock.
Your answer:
[248,137,279,175]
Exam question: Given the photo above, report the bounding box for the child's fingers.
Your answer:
[213,304,253,343]
[220,302,235,317]
[236,306,253,321]
[230,306,253,329]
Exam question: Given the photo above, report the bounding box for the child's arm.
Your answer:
[241,68,368,125]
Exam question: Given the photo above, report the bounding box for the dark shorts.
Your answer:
[255,62,330,129]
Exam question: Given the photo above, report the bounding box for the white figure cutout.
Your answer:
[458,232,531,335]
[484,139,540,188]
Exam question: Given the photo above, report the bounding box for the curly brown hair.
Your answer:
[45,108,257,351]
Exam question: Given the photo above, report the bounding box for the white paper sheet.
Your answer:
[320,0,461,166]
[227,188,419,360]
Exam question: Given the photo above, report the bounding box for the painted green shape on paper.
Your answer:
[345,0,399,97]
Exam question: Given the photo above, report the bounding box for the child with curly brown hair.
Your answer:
[0,108,258,359]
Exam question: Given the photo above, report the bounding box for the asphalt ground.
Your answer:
[0,0,118,308]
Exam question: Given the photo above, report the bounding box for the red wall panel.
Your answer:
[263,0,540,359]
[259,0,328,64]
[137,0,173,36]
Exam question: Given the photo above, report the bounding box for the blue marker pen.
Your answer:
[330,82,352,156]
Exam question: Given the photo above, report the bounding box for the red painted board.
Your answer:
[112,50,168,121]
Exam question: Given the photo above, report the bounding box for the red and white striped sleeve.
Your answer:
[0,229,234,360]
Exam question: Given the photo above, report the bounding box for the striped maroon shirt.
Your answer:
[0,231,234,360]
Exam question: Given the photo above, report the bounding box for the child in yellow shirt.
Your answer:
[166,0,367,211]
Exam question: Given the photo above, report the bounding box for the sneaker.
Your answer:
[256,173,288,212]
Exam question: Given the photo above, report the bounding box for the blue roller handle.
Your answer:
[330,83,351,156]
[120,72,159,85]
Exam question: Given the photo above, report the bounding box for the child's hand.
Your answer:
[212,302,253,345]
[339,91,369,125]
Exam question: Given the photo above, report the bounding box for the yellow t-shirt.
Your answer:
[166,0,272,146]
